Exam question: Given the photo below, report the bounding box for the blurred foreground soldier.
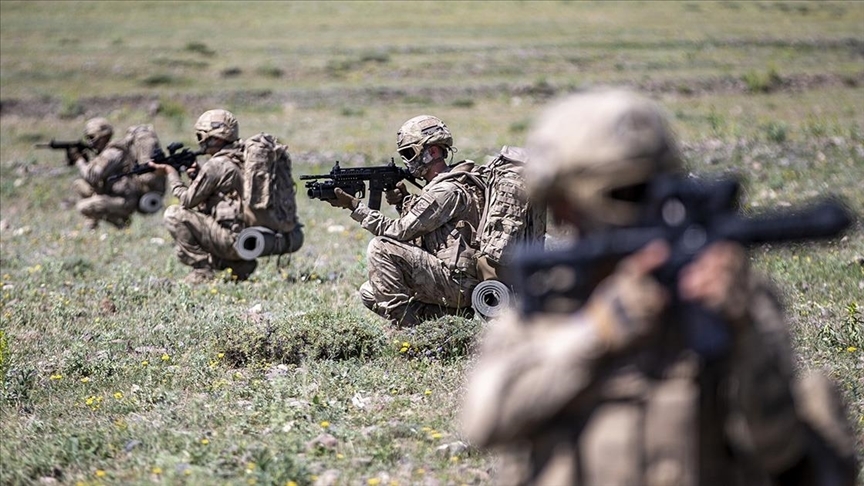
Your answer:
[151,109,256,284]
[72,118,165,230]
[461,89,858,485]
[327,115,484,327]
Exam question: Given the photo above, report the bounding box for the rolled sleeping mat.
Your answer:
[471,279,512,320]
[235,226,297,261]
[138,191,164,214]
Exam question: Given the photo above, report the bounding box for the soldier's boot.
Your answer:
[83,218,99,231]
[409,302,475,322]
[227,259,258,282]
[392,304,422,328]
[183,266,216,285]
[106,215,131,229]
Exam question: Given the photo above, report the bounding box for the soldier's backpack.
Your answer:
[241,132,299,234]
[475,145,547,277]
[122,125,166,199]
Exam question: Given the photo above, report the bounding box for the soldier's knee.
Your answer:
[367,236,396,263]
[76,198,96,217]
[163,205,184,225]
[359,281,376,310]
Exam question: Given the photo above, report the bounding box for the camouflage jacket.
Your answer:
[168,143,244,229]
[461,274,857,486]
[76,124,163,197]
[350,161,485,276]
[76,144,135,197]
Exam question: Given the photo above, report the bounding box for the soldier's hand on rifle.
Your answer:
[328,187,360,210]
[186,162,199,180]
[147,160,175,177]
[65,148,83,166]
[679,241,750,328]
[583,240,671,352]
[385,180,408,208]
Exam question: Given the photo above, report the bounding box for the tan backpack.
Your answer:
[242,133,298,233]
[476,146,547,276]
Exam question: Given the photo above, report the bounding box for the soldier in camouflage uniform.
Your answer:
[461,89,858,485]
[71,118,165,230]
[327,115,485,327]
[150,109,256,284]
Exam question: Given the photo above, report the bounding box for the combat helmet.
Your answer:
[396,115,454,177]
[194,109,239,145]
[84,117,114,143]
[525,88,682,228]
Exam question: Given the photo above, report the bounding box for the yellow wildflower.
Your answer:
[320,420,330,428]
[217,352,225,359]
[95,470,106,478]
[431,432,443,440]
[450,455,460,462]
[113,392,123,400]
[424,389,432,395]
[847,346,858,353]
[416,468,426,475]
[336,453,344,459]
[286,482,298,486]
[161,353,170,361]
[141,360,149,367]
[152,467,163,475]
[367,479,381,486]
[80,377,90,383]
[201,438,210,445]
[49,374,63,381]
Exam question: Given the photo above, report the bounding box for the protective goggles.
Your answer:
[398,144,424,164]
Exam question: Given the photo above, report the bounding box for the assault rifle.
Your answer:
[511,174,854,359]
[34,139,91,165]
[107,142,202,183]
[299,160,421,210]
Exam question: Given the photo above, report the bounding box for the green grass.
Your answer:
[2,1,863,484]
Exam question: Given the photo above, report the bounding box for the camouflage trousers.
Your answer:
[163,205,245,270]
[359,236,478,327]
[72,178,137,228]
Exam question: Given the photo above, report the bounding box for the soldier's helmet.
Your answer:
[525,88,682,228]
[194,109,239,144]
[396,115,454,176]
[83,117,114,143]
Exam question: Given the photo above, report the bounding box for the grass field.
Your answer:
[1,1,862,485]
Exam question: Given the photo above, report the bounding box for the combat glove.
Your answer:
[582,241,670,352]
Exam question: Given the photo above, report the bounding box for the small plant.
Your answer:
[451,98,475,108]
[220,67,242,78]
[185,41,216,57]
[509,120,529,134]
[340,107,365,117]
[141,74,179,87]
[59,97,84,119]
[707,106,725,135]
[359,50,390,64]
[742,67,783,93]
[256,65,285,78]
[762,121,788,143]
